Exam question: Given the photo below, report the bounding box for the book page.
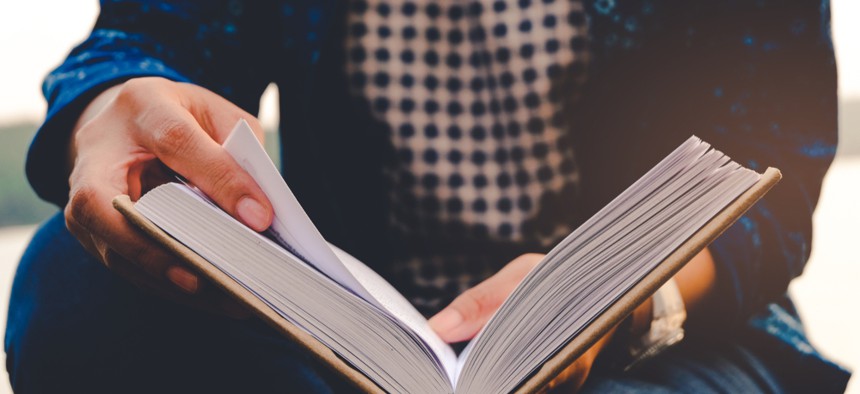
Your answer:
[222,120,375,303]
[330,245,457,381]
[222,120,456,378]
[134,184,454,393]
[453,137,762,393]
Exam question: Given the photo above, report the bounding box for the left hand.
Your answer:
[428,253,618,392]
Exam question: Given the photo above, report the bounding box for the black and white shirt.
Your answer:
[345,0,591,314]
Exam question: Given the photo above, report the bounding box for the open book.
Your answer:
[114,120,781,394]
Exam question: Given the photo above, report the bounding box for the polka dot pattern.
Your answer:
[345,0,589,311]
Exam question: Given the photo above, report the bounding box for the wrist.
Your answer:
[626,278,687,370]
[67,84,124,173]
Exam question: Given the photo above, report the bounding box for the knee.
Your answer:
[3,212,112,391]
[4,309,66,392]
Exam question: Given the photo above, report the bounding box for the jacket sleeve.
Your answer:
[576,0,837,327]
[26,0,301,207]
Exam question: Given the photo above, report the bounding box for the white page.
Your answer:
[329,245,458,381]
[222,120,456,377]
[222,120,375,303]
[453,137,762,393]
[136,184,452,393]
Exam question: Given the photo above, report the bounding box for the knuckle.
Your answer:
[63,202,75,229]
[204,160,242,198]
[67,185,98,229]
[454,289,485,322]
[115,78,153,107]
[470,288,498,318]
[152,119,196,157]
[63,210,87,242]
[63,204,81,235]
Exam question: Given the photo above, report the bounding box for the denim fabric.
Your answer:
[5,213,353,394]
[584,339,787,393]
[5,213,848,392]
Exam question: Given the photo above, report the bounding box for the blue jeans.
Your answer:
[3,213,844,393]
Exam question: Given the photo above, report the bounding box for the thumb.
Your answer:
[429,254,543,343]
[138,106,273,232]
[181,82,267,144]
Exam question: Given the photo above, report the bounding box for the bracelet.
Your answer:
[625,278,686,371]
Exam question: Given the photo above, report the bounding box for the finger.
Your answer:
[429,254,543,343]
[106,229,199,294]
[64,208,100,258]
[78,170,251,318]
[72,200,199,296]
[545,358,590,393]
[104,246,178,294]
[135,106,273,231]
[106,248,249,318]
[545,326,618,392]
[67,170,201,294]
[181,83,267,143]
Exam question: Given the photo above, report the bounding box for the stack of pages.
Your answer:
[117,120,779,394]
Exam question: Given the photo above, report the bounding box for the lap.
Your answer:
[5,213,352,394]
[582,337,784,394]
[7,214,790,394]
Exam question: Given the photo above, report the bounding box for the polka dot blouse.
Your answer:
[345,0,590,312]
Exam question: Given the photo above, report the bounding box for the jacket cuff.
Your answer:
[26,60,190,207]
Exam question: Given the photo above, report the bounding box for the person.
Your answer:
[5,0,851,392]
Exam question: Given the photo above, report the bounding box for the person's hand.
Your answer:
[64,77,273,317]
[428,253,619,392]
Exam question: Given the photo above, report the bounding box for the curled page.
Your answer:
[222,120,375,303]
[222,120,457,376]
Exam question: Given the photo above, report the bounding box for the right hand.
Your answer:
[65,77,273,317]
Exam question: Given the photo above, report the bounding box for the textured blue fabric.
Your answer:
[18,0,851,389]
[584,338,788,393]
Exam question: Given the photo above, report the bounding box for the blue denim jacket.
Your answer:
[24,0,851,390]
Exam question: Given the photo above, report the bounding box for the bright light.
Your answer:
[0,1,858,124]
[0,2,98,123]
[832,0,860,99]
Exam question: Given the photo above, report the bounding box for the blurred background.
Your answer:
[0,1,857,392]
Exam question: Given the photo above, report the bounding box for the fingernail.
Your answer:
[237,197,269,231]
[429,308,463,335]
[167,266,199,294]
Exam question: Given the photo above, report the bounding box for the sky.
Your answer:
[1,1,858,127]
